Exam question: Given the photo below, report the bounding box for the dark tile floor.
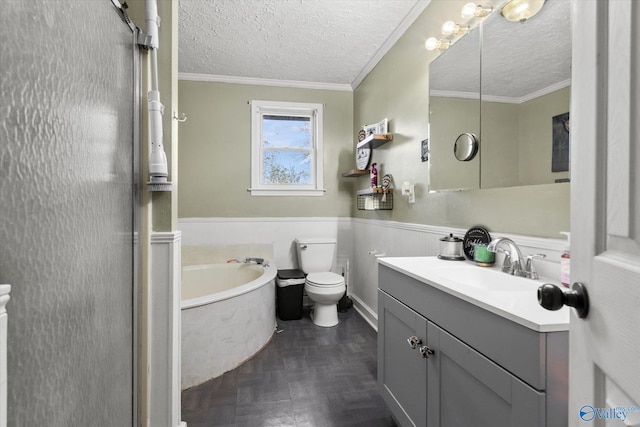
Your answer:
[181,308,398,427]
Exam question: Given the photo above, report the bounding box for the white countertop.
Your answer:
[378,256,569,332]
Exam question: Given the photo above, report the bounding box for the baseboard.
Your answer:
[351,294,378,332]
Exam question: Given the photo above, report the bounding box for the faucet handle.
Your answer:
[497,249,513,274]
[525,254,546,279]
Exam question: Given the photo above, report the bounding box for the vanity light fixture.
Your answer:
[461,2,493,19]
[501,0,546,22]
[441,21,469,36]
[425,37,451,51]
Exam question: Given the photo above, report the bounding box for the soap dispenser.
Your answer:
[560,232,570,287]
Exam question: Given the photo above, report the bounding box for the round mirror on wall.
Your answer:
[454,133,479,161]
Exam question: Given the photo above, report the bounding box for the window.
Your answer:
[250,100,324,196]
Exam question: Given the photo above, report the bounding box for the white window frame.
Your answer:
[250,100,324,196]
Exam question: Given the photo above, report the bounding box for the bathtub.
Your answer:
[181,262,277,390]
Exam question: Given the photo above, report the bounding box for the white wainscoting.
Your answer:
[149,232,183,427]
[179,218,566,331]
[0,285,10,427]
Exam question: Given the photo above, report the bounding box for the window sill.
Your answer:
[248,188,325,197]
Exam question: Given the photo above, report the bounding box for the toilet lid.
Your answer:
[306,272,345,287]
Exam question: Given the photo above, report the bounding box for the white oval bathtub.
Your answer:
[181,263,277,390]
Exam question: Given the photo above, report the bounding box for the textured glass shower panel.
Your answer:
[0,1,135,426]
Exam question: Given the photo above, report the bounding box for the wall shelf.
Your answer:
[357,188,393,210]
[356,133,393,150]
[342,169,370,178]
[342,133,394,178]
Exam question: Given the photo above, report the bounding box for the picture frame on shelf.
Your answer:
[375,118,388,134]
[363,123,377,137]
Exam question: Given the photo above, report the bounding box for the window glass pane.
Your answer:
[263,115,311,149]
[262,149,311,184]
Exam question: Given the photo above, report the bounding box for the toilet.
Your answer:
[295,237,346,327]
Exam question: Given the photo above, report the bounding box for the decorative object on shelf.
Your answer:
[356,146,371,170]
[363,123,377,137]
[381,174,393,202]
[375,118,389,134]
[370,163,378,188]
[463,225,491,260]
[438,233,465,261]
[358,129,367,142]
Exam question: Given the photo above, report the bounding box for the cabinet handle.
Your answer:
[419,345,435,358]
[407,336,422,349]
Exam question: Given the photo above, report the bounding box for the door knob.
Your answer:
[537,282,589,318]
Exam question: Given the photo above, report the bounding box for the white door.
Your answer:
[570,1,640,426]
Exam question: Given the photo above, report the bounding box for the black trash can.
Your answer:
[276,269,305,320]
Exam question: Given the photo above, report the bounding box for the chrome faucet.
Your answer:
[244,257,269,267]
[487,238,546,279]
[487,237,526,277]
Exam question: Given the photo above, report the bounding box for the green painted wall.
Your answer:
[352,0,570,238]
[178,81,354,218]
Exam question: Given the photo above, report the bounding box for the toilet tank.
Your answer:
[295,237,337,273]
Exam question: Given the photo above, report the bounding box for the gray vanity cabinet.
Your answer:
[377,264,568,427]
[378,291,428,427]
[426,321,545,427]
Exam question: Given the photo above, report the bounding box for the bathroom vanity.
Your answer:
[377,257,568,427]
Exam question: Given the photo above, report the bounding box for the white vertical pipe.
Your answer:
[145,0,170,185]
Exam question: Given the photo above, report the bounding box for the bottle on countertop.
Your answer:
[370,163,378,189]
[560,232,570,287]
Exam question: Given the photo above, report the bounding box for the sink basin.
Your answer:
[428,266,539,292]
[376,256,570,332]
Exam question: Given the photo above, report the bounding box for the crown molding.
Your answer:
[178,73,353,92]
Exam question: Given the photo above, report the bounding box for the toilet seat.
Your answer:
[305,272,344,288]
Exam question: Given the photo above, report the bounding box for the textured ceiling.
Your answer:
[178,0,427,88]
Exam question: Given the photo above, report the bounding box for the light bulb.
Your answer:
[461,3,478,19]
[461,2,493,19]
[442,21,468,36]
[501,0,546,22]
[425,37,450,51]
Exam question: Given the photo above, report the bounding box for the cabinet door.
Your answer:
[378,290,428,427]
[427,321,545,427]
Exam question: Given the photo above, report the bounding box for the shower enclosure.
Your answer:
[0,1,140,425]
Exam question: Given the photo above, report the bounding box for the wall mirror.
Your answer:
[428,23,480,191]
[429,0,571,192]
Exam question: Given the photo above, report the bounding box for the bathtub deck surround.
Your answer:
[181,308,397,427]
[181,244,277,389]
